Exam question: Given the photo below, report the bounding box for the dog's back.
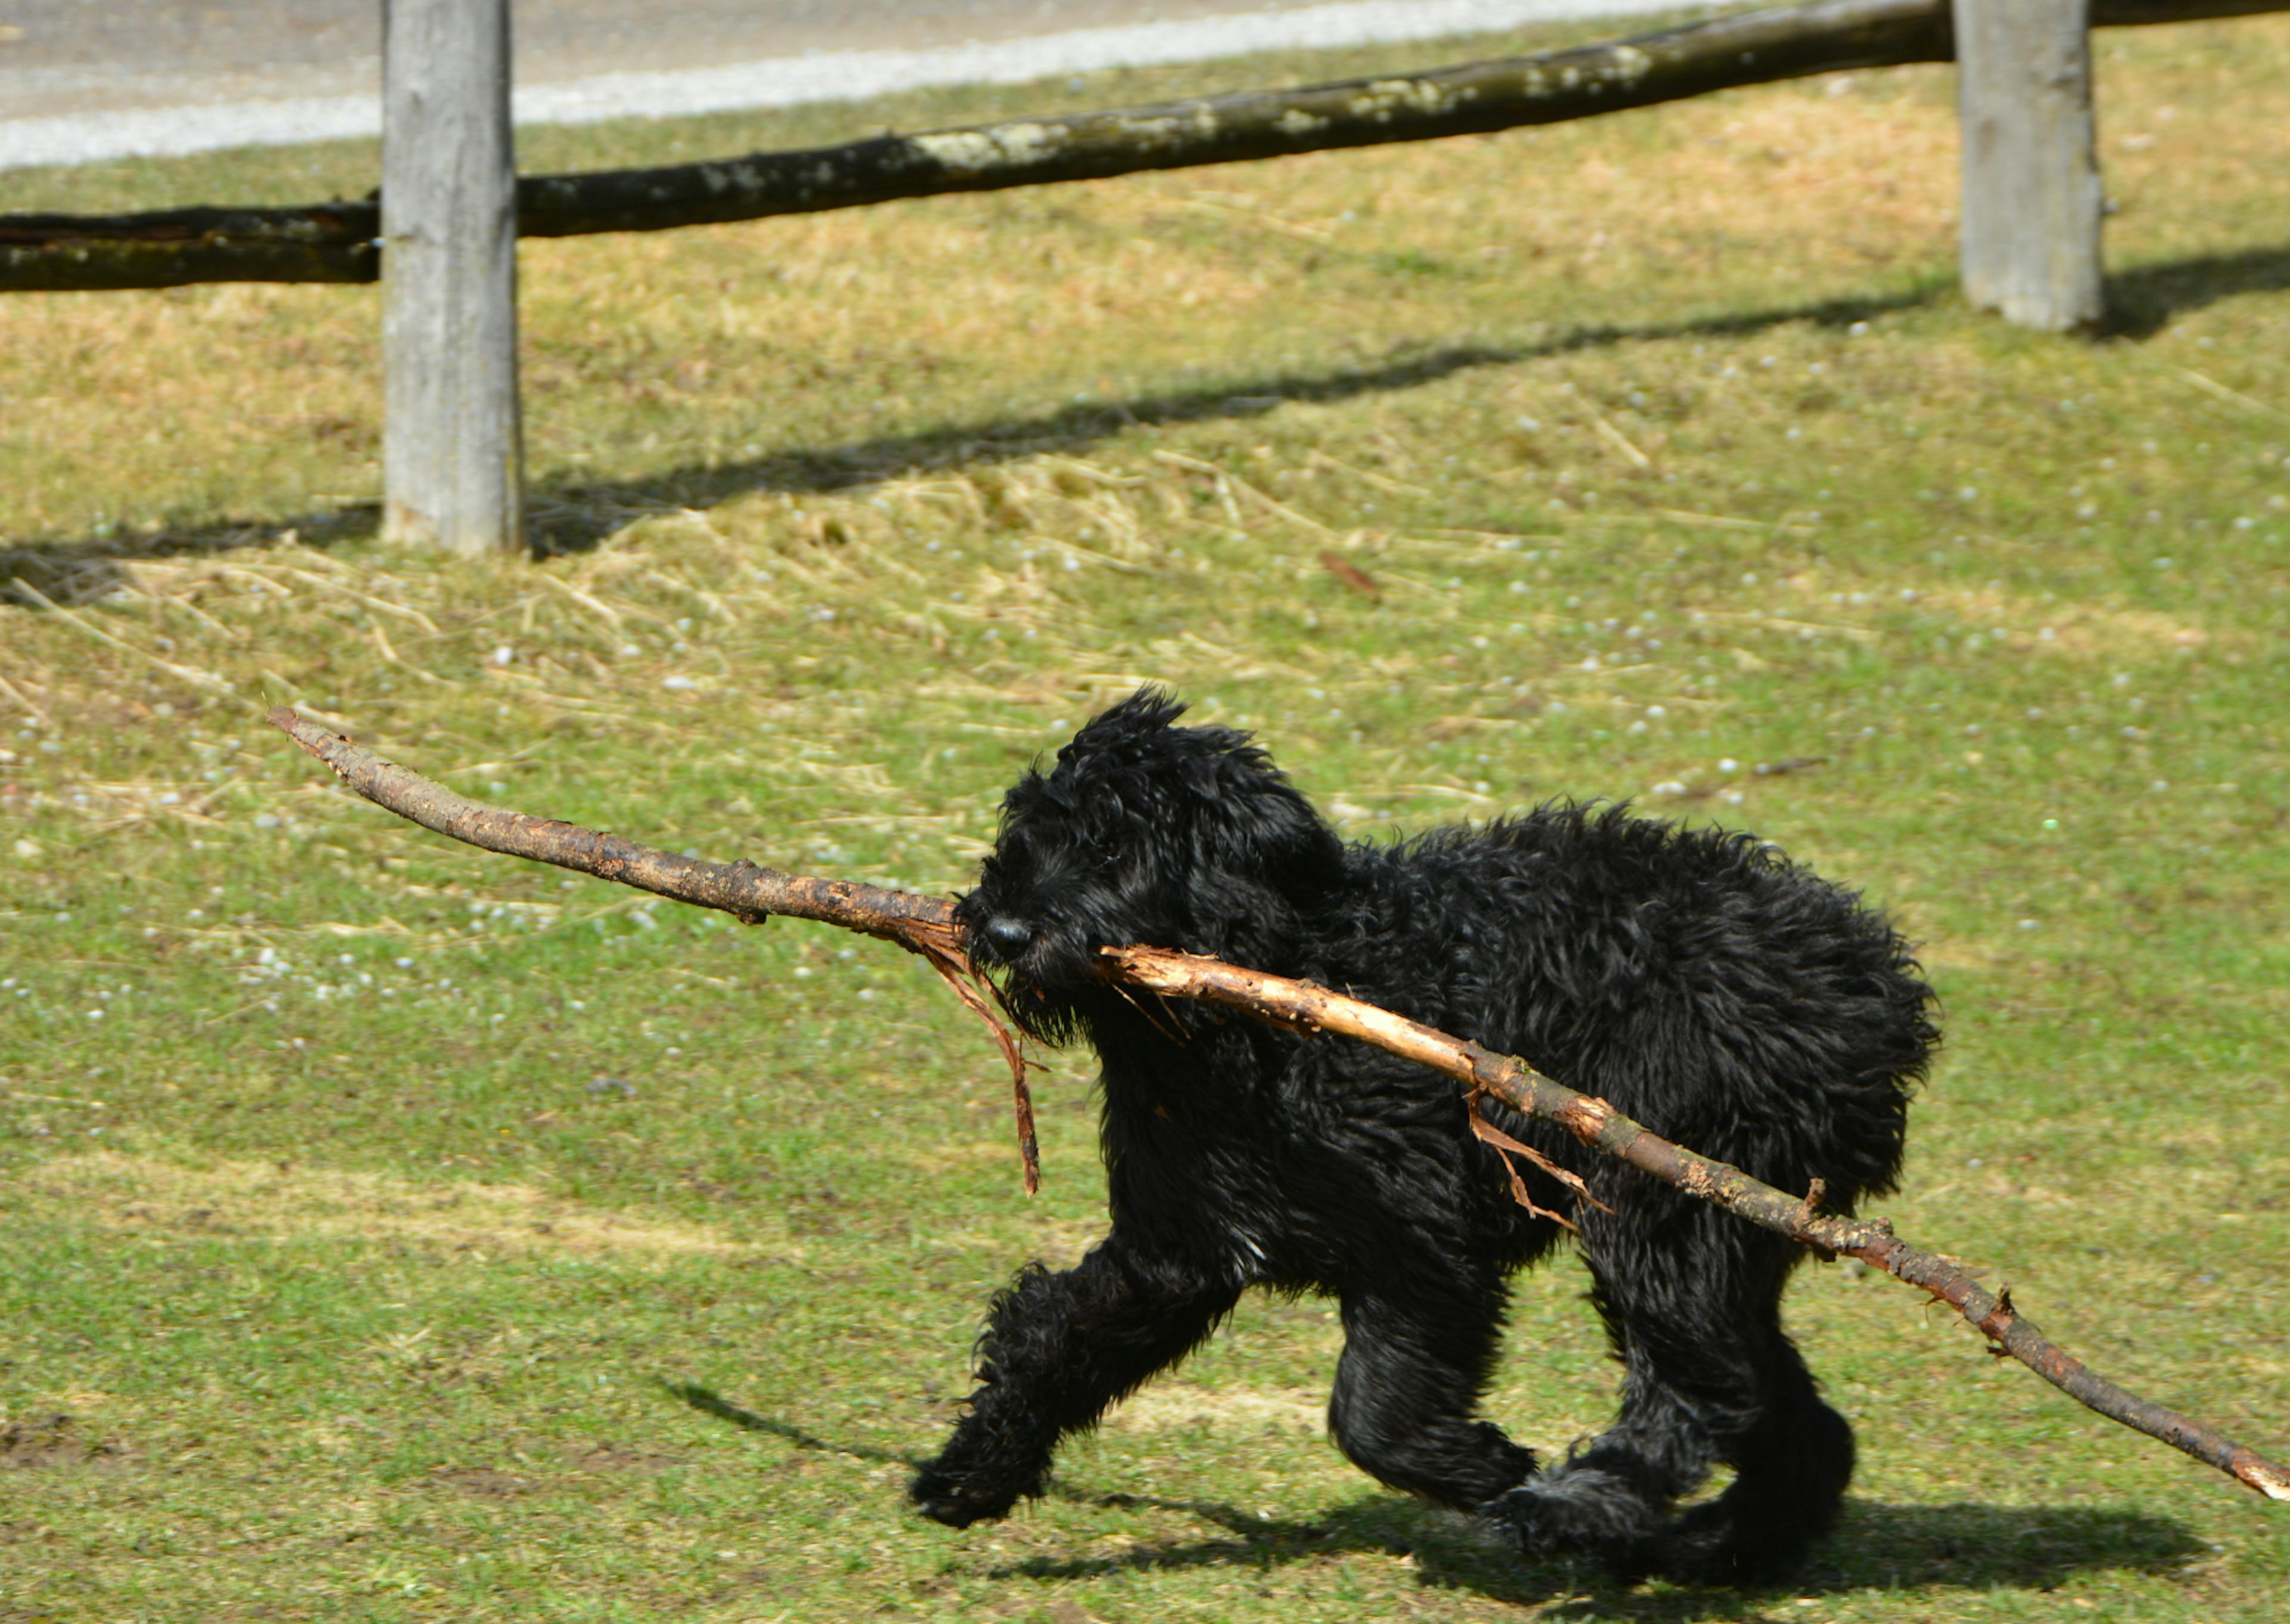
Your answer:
[1329,804,1933,1211]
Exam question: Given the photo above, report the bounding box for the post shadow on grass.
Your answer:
[665,1382,2203,1609]
[4,240,2283,605]
[0,280,1923,602]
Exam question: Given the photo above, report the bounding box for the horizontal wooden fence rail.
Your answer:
[2,0,2276,295]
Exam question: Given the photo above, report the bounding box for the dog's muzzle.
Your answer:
[977,916,1037,958]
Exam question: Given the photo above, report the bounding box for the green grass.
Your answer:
[3,12,2289,1622]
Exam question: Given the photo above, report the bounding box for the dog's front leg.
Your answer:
[1327,1274,1539,1511]
[912,1234,1238,1527]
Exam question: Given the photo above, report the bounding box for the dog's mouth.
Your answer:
[956,905,1110,1032]
[967,918,1101,991]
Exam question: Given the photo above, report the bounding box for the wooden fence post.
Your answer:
[1951,0,2105,331]
[382,0,525,556]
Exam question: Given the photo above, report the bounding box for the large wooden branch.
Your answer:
[7,1,2279,291]
[265,706,2289,1505]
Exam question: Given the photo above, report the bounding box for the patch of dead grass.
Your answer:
[23,1151,782,1261]
[1103,1381,1327,1437]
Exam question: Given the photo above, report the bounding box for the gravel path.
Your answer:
[0,0,1688,171]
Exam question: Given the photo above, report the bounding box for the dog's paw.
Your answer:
[909,1459,1036,1529]
[1482,1473,1660,1574]
[1655,1496,1813,1585]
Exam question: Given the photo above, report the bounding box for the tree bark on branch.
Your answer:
[4,0,2277,291]
[265,706,2290,1506]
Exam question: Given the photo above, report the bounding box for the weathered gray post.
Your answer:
[1951,0,2105,331]
[382,0,525,556]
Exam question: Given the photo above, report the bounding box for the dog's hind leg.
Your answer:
[1486,1192,1849,1577]
[1327,1267,1540,1511]
[912,1232,1238,1528]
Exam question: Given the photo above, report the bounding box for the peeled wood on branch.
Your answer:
[5,0,2279,292]
[266,705,2290,1505]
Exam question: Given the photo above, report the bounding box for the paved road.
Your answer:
[0,2,1366,114]
[0,0,1681,166]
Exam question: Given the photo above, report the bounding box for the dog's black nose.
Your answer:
[980,916,1036,954]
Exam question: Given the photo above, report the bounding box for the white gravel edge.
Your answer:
[1,0,1712,172]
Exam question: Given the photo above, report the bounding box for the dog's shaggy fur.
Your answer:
[913,689,1936,1579]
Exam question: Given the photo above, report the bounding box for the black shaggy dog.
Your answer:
[913,689,1936,1579]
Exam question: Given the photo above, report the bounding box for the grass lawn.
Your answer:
[2,10,2288,1621]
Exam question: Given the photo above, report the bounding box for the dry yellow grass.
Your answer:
[21,1150,778,1260]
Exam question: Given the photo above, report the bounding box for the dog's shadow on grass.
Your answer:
[667,1384,2204,1613]
[7,240,2287,605]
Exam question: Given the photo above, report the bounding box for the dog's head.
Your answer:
[958,688,1345,1040]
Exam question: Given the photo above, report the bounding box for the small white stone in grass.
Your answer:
[490,645,513,667]
[2018,919,2039,931]
[2152,780,2170,792]
[1958,487,1979,502]
[619,643,640,656]
[662,675,698,691]
[2154,557,2174,569]
[1628,721,1648,735]
[86,1009,103,1019]
[2043,818,2059,830]
[255,813,281,830]
[1720,789,1746,806]
[1718,758,1741,774]
[395,957,413,969]
[1647,706,1667,719]
[2235,517,2255,531]
[1651,780,1688,797]
[1848,320,1870,336]
[791,966,812,978]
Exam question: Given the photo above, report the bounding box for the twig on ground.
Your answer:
[265,707,2290,1505]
